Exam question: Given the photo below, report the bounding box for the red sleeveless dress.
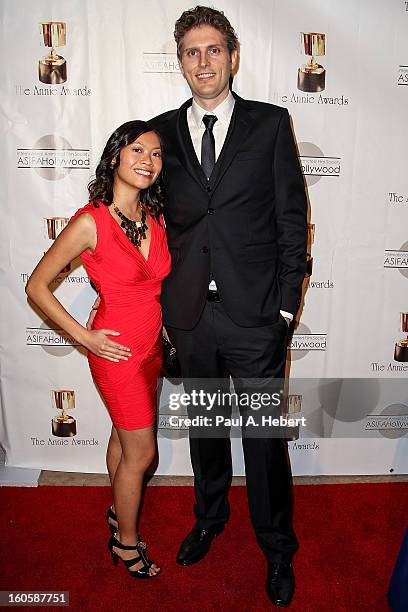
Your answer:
[72,202,171,430]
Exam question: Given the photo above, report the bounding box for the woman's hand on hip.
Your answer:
[82,329,132,362]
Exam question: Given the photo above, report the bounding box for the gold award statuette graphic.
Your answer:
[44,217,70,272]
[306,223,315,277]
[298,32,326,93]
[45,216,69,240]
[52,390,77,437]
[38,22,67,84]
[285,394,302,441]
[286,394,302,415]
[394,312,408,362]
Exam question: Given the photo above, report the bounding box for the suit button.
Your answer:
[207,208,215,215]
[201,246,209,253]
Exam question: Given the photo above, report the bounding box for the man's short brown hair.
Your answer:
[174,5,239,60]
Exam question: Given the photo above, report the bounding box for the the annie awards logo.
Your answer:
[388,192,408,207]
[21,214,90,286]
[15,21,92,96]
[270,31,349,107]
[298,142,341,187]
[370,313,408,374]
[17,134,90,180]
[384,240,408,279]
[289,322,327,361]
[30,389,99,447]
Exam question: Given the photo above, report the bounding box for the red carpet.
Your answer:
[1,483,407,611]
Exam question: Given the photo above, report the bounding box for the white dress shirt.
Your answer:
[186,92,293,322]
[187,91,235,164]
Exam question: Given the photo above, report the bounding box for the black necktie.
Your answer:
[201,114,218,179]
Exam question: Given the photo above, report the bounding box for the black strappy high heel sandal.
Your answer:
[108,533,160,579]
[106,507,146,547]
[106,506,119,534]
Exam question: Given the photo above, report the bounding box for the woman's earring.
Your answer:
[110,158,116,169]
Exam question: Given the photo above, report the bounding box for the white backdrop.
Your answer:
[1,0,407,475]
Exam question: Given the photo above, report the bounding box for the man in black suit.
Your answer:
[152,6,307,607]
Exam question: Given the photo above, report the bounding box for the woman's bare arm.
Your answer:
[26,213,131,362]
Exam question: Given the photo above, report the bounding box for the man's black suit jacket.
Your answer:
[151,92,307,330]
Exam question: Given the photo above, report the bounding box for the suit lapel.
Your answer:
[175,99,208,189]
[173,93,253,193]
[209,94,252,192]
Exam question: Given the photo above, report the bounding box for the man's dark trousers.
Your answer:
[167,299,299,563]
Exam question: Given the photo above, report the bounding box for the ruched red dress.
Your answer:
[72,201,171,430]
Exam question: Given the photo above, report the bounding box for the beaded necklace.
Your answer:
[113,204,148,248]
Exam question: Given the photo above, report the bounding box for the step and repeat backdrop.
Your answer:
[1,0,407,475]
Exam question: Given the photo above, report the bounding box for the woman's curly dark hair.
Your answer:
[87,120,165,219]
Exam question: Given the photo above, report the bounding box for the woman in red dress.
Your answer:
[26,121,171,578]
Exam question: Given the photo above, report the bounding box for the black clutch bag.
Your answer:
[161,335,181,378]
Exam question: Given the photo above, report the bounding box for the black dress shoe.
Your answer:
[176,527,223,566]
[266,562,295,607]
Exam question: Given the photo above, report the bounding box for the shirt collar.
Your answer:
[190,91,235,129]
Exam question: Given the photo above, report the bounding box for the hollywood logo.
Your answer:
[384,241,408,279]
[26,323,79,356]
[142,40,182,88]
[298,142,341,187]
[17,134,90,181]
[397,65,408,86]
[365,404,408,439]
[289,322,327,360]
[143,53,181,73]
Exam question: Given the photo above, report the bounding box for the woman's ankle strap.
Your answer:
[111,534,137,551]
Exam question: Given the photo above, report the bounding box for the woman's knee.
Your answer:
[116,426,156,470]
[108,432,121,453]
[122,445,156,472]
